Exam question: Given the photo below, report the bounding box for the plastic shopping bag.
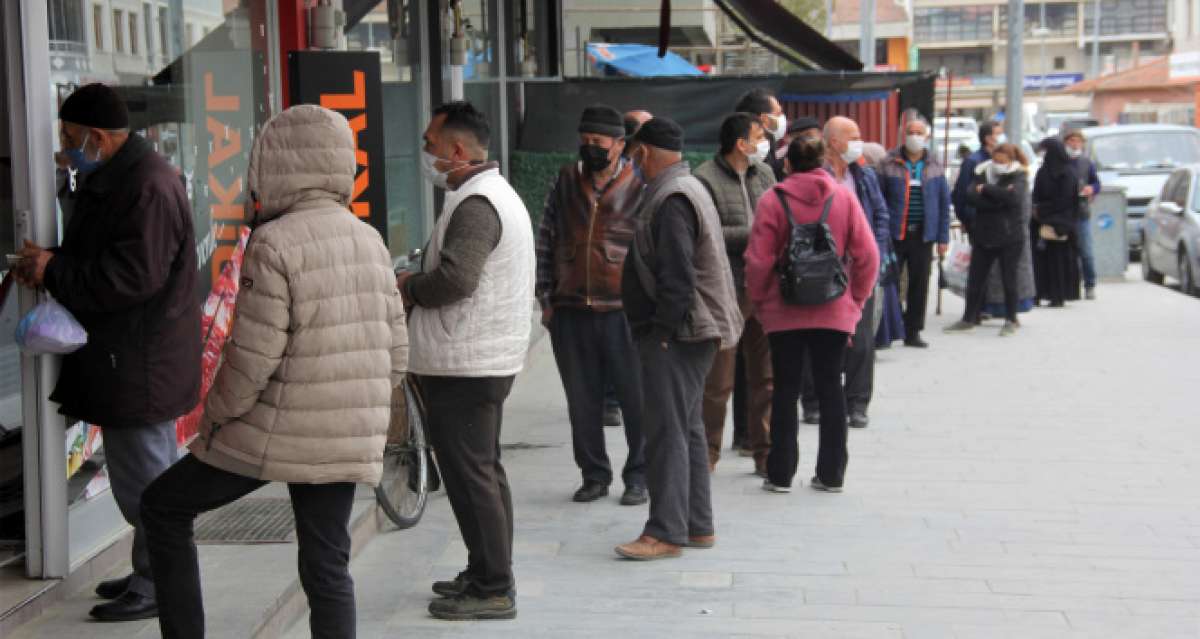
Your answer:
[943,239,972,298]
[15,298,88,354]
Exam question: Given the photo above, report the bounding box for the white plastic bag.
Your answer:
[15,298,88,354]
[943,240,972,298]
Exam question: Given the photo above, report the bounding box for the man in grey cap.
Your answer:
[537,104,648,506]
[15,83,199,622]
[615,117,742,561]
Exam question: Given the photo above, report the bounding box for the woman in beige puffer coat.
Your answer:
[141,104,406,639]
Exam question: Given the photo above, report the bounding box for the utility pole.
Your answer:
[860,0,876,69]
[1038,2,1048,102]
[1090,0,1101,78]
[1005,0,1024,144]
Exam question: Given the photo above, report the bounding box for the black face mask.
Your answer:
[579,143,612,173]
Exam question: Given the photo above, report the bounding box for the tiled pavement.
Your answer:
[288,276,1200,638]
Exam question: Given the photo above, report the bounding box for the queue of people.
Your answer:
[15,81,1070,636]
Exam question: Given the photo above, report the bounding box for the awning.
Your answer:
[587,43,703,77]
[710,0,862,72]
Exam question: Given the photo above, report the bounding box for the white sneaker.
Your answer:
[761,480,792,493]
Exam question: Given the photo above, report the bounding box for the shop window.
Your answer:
[1083,0,1169,35]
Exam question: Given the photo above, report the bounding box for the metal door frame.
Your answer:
[3,0,68,579]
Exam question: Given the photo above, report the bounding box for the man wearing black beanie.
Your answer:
[615,117,742,561]
[15,83,199,622]
[536,104,648,507]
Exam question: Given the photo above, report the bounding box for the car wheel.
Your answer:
[1180,250,1197,297]
[1141,235,1164,284]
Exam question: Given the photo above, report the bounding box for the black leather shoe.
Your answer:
[904,334,930,348]
[572,481,609,503]
[619,485,648,506]
[95,574,132,600]
[848,409,869,429]
[602,405,622,427]
[89,591,158,622]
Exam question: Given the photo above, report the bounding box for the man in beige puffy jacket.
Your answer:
[140,105,407,639]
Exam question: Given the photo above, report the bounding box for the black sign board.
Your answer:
[288,50,389,243]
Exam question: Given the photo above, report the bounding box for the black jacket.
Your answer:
[965,167,1028,248]
[1032,138,1080,235]
[46,134,201,428]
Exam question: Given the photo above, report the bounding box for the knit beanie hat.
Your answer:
[59,83,129,130]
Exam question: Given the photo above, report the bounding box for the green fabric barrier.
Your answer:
[510,150,716,230]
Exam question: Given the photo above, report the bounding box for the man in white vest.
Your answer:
[398,101,534,621]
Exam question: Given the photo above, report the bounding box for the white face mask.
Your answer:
[421,150,451,189]
[841,140,864,164]
[1067,147,1083,159]
[994,133,1008,145]
[750,138,771,163]
[769,114,787,140]
[905,134,927,154]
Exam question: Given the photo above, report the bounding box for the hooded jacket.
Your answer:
[744,169,880,335]
[1032,138,1081,235]
[965,160,1029,248]
[191,105,407,485]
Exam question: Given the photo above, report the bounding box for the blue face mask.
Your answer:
[65,132,103,175]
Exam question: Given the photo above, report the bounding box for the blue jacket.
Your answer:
[952,148,990,227]
[825,161,890,256]
[879,147,952,244]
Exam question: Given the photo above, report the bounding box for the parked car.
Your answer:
[1081,124,1200,256]
[1141,164,1200,296]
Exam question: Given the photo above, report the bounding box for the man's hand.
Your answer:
[395,271,415,312]
[15,241,52,288]
[1081,185,1095,198]
[937,242,949,257]
[541,306,554,328]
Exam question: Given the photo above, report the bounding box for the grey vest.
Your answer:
[693,155,776,288]
[629,162,744,349]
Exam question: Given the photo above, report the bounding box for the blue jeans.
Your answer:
[1077,218,1096,288]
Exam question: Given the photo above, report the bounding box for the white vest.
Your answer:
[408,169,534,377]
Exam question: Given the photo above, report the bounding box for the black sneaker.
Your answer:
[904,334,930,348]
[619,485,648,506]
[88,591,158,622]
[428,592,517,621]
[432,571,470,598]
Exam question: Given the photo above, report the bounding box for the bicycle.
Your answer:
[375,250,440,529]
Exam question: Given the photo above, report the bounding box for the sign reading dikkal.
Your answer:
[288,51,389,243]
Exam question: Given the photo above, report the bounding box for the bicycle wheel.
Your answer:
[375,379,429,529]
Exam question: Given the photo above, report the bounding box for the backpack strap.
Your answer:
[774,188,798,228]
[817,194,834,225]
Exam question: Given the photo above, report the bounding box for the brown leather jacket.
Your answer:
[541,161,644,311]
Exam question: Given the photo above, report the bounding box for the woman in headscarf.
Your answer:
[1031,137,1082,307]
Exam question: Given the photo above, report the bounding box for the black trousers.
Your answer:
[637,338,717,545]
[963,242,1022,323]
[549,308,645,487]
[420,374,516,596]
[142,454,357,639]
[894,230,933,335]
[768,329,849,488]
[801,292,876,413]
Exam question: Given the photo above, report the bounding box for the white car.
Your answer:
[1081,124,1200,256]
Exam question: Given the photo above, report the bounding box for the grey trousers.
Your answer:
[637,337,717,546]
[101,420,179,597]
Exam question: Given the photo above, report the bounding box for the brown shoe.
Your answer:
[685,535,716,549]
[614,535,682,561]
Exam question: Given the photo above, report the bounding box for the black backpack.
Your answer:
[774,189,848,306]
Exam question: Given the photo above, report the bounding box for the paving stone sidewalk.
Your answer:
[291,277,1200,638]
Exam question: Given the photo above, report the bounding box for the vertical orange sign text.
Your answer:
[205,72,243,283]
[320,70,371,221]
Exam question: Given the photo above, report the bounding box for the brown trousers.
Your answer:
[702,293,772,466]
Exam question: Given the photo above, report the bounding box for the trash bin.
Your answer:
[1090,185,1128,280]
